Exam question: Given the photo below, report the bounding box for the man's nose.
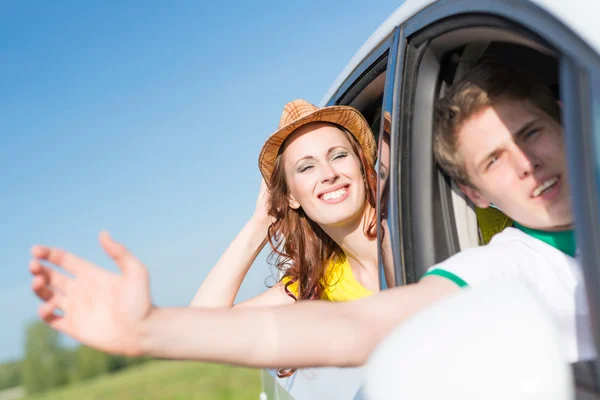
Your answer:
[512,147,541,179]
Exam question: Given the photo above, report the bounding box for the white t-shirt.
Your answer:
[425,227,596,363]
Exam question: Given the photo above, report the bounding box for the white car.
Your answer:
[260,0,600,398]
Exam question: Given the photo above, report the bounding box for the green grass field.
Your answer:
[22,361,262,400]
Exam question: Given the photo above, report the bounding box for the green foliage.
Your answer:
[108,354,151,372]
[21,321,68,395]
[68,346,150,383]
[68,346,112,383]
[17,318,154,395]
[0,360,22,390]
[22,360,261,400]
[18,319,234,398]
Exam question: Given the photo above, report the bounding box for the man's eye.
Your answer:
[524,129,540,140]
[486,157,499,170]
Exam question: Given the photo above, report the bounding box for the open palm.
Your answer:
[30,231,152,356]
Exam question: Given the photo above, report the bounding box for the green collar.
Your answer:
[513,222,577,257]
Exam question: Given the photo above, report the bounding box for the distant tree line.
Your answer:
[0,360,20,391]
[0,320,149,395]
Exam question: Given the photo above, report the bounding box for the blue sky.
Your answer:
[0,1,401,362]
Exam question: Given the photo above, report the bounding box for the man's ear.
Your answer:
[458,183,490,208]
[288,194,300,210]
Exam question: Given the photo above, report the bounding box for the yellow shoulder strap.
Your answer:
[280,276,299,298]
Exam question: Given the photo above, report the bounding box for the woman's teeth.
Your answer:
[322,188,347,200]
[533,177,558,197]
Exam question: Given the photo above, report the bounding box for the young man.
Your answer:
[29,62,594,369]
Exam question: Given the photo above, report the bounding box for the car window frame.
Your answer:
[326,32,395,107]
[562,60,600,399]
[377,27,406,288]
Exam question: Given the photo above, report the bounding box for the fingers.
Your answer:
[30,259,68,309]
[33,275,70,337]
[32,276,66,308]
[29,259,71,293]
[37,292,67,323]
[44,314,68,333]
[99,231,146,277]
[31,244,96,276]
[260,178,271,197]
[38,303,68,334]
[38,297,60,319]
[32,275,54,301]
[260,177,269,191]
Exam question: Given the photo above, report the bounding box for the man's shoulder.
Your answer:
[428,226,576,275]
[488,226,530,244]
[490,227,577,261]
[423,226,581,295]
[426,228,546,277]
[448,227,532,260]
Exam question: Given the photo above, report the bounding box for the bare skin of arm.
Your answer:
[188,216,270,308]
[29,232,459,369]
[189,179,294,308]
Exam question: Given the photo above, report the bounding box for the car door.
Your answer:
[391,0,600,398]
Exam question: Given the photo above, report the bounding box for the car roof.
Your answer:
[319,0,600,106]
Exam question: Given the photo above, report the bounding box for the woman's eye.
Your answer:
[298,164,313,173]
[379,168,389,181]
[332,152,348,161]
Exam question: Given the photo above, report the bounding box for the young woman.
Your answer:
[190,99,381,311]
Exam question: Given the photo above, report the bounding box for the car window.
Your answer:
[362,102,393,288]
[334,56,395,290]
[376,96,395,288]
[593,81,600,203]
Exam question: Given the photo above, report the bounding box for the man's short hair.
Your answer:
[433,61,561,187]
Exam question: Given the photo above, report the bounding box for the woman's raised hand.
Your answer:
[252,178,274,227]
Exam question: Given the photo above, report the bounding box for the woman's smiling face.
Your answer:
[282,123,367,228]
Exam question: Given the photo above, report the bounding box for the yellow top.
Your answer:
[281,254,373,302]
[475,206,513,245]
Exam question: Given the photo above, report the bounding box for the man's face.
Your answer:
[457,99,572,231]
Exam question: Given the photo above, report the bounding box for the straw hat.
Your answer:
[258,99,377,183]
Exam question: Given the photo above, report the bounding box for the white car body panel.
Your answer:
[320,0,600,107]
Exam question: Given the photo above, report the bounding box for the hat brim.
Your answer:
[258,106,377,183]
